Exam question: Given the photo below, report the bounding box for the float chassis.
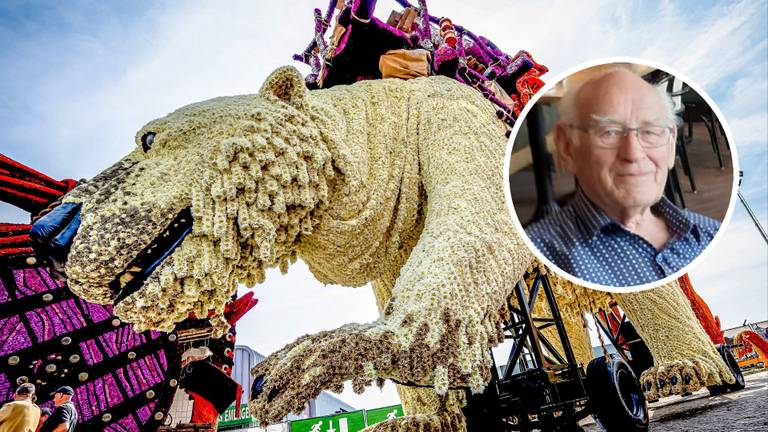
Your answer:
[462,268,649,432]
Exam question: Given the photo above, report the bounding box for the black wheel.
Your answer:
[707,345,745,395]
[586,354,649,432]
[707,384,727,396]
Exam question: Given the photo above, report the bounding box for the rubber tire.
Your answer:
[707,384,727,396]
[707,345,746,395]
[586,354,649,432]
[723,347,746,392]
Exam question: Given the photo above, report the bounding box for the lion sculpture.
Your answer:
[30,66,733,430]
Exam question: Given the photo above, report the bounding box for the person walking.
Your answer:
[37,387,77,432]
[34,409,51,432]
[0,383,41,432]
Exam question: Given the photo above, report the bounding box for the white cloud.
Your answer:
[690,214,768,329]
[727,111,768,148]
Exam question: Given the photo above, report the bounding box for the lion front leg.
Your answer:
[248,322,398,424]
[375,82,534,393]
[351,86,536,427]
[247,314,473,428]
[248,316,474,427]
[250,83,533,427]
[614,282,734,396]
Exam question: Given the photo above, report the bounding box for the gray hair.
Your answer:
[557,68,679,127]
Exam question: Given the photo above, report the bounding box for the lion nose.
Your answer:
[30,203,82,278]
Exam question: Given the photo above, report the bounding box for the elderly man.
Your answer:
[525,69,720,287]
[0,384,41,432]
[37,388,77,432]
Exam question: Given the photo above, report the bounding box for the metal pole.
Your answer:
[515,279,546,369]
[540,274,578,366]
[738,191,768,244]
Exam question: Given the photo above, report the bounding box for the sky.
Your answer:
[1,0,766,410]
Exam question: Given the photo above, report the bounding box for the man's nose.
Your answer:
[29,203,82,275]
[616,130,647,160]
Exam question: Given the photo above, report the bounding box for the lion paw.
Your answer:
[248,307,499,425]
[248,323,395,424]
[363,409,466,432]
[640,360,707,401]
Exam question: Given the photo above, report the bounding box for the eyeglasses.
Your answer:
[568,124,673,148]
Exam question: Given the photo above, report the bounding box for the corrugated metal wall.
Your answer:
[233,345,266,399]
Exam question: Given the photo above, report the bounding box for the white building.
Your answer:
[217,345,356,431]
[722,320,768,341]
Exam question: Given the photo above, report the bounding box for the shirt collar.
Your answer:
[570,188,696,240]
[570,187,614,239]
[653,195,696,239]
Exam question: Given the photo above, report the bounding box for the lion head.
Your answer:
[31,67,334,334]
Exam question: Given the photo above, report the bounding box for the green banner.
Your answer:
[218,403,403,430]
[217,404,253,427]
[365,405,403,425]
[290,410,366,432]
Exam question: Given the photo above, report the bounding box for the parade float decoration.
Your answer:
[0,155,254,431]
[678,274,725,345]
[630,274,744,399]
[621,283,736,401]
[546,271,735,404]
[22,0,739,430]
[734,330,768,370]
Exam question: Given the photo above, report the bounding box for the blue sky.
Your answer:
[1,0,766,408]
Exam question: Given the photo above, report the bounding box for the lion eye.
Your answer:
[141,132,156,153]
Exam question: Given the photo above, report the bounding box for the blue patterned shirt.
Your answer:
[525,188,720,287]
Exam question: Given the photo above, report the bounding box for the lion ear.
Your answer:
[258,66,308,109]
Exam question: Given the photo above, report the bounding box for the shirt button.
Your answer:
[655,252,676,275]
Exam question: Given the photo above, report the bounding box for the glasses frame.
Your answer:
[568,124,674,149]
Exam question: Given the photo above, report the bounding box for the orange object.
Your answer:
[439,17,457,47]
[739,356,765,368]
[735,330,768,368]
[379,49,431,79]
[188,390,219,427]
[678,274,725,345]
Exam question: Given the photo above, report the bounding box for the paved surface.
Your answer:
[582,370,767,432]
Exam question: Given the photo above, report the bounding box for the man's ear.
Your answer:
[667,126,678,170]
[554,123,577,174]
[258,66,308,110]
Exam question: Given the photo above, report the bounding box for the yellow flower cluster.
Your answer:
[640,359,708,401]
[614,282,734,398]
[364,408,467,432]
[59,65,733,429]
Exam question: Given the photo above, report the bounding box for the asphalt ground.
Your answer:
[582,370,767,432]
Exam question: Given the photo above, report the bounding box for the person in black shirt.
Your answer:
[36,407,52,432]
[38,387,78,432]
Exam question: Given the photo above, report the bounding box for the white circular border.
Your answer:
[503,56,741,293]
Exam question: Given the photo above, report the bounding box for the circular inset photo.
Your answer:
[504,58,738,291]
